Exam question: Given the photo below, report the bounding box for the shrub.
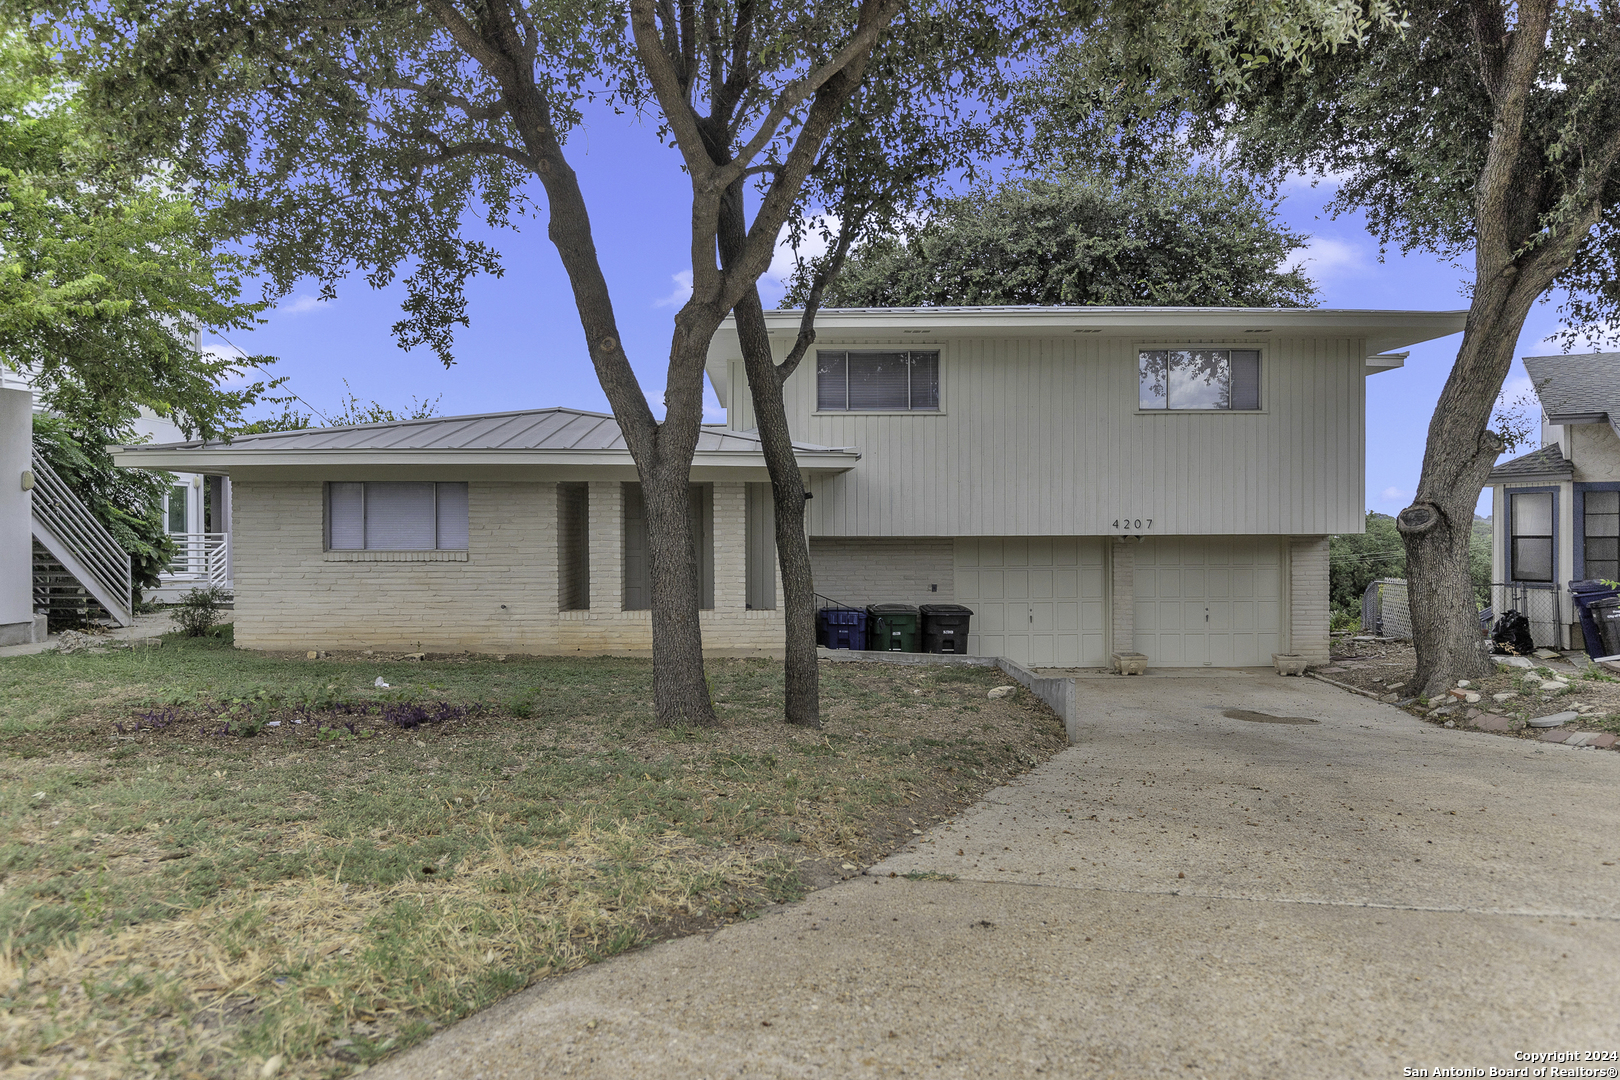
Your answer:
[171,585,231,637]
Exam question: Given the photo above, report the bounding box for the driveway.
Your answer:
[370,673,1620,1079]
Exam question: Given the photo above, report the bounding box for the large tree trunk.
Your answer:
[642,454,717,726]
[731,287,821,726]
[1399,277,1536,697]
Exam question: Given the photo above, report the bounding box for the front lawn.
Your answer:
[0,632,1063,1079]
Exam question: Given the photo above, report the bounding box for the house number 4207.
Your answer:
[1112,518,1153,530]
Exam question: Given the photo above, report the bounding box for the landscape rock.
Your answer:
[987,686,1017,700]
[1473,715,1513,732]
[1528,711,1578,728]
[1533,648,1562,660]
[1538,680,1568,693]
[1492,692,1516,703]
[1464,692,1481,704]
[1456,679,1471,688]
[1496,656,1535,669]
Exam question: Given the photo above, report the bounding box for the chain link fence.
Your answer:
[1362,577,1566,648]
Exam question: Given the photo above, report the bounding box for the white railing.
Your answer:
[165,532,230,589]
[30,448,133,623]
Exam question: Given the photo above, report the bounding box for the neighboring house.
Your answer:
[1486,353,1620,649]
[114,306,1466,665]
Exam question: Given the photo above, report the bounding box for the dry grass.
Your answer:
[0,640,1065,1078]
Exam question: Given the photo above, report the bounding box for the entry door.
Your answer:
[1134,537,1283,666]
[954,538,1106,666]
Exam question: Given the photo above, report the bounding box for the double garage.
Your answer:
[952,536,1286,668]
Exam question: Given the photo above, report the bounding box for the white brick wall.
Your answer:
[231,480,782,656]
[1110,539,1134,654]
[1289,535,1331,664]
[808,538,954,608]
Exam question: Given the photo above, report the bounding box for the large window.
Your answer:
[1138,349,1261,410]
[326,482,469,551]
[816,350,940,411]
[1509,490,1554,583]
[167,485,188,534]
[1584,489,1619,582]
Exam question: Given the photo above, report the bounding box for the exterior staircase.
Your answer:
[30,448,132,627]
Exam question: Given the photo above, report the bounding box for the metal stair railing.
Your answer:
[29,447,133,625]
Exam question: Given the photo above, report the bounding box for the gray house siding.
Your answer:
[732,333,1366,538]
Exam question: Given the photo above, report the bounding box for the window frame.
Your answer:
[1506,485,1558,584]
[1134,343,1266,414]
[812,346,945,414]
[324,481,470,552]
[1575,482,1620,582]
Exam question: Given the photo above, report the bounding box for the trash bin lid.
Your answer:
[1592,596,1620,612]
[867,603,919,615]
[919,604,974,615]
[1570,579,1620,595]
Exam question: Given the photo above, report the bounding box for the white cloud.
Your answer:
[1286,236,1367,281]
[654,270,693,308]
[277,294,328,316]
[1378,486,1411,505]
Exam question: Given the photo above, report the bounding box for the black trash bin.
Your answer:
[1570,580,1620,658]
[817,607,867,650]
[1592,596,1620,659]
[866,604,920,652]
[919,603,974,654]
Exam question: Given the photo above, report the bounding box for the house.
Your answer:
[113,306,1467,665]
[1486,353,1620,649]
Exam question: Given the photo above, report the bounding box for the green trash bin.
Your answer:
[866,604,920,651]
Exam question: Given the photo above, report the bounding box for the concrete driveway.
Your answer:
[371,673,1620,1079]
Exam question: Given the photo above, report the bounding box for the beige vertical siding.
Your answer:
[751,334,1365,537]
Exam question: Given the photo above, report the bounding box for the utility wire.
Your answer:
[210,331,333,426]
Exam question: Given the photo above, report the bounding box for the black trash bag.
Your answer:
[1491,610,1534,656]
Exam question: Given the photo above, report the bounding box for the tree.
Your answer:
[1194,0,1620,694]
[0,22,275,440]
[1329,511,1406,616]
[810,170,1316,308]
[235,379,442,433]
[56,0,932,726]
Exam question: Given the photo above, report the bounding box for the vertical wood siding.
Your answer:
[753,334,1365,537]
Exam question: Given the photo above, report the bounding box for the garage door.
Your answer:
[1134,537,1283,666]
[954,538,1106,666]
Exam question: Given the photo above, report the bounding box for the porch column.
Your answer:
[588,481,623,612]
[712,482,747,612]
[0,388,37,644]
[1288,536,1331,665]
[1110,537,1135,655]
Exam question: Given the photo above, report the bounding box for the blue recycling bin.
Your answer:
[1569,579,1620,657]
[817,607,867,650]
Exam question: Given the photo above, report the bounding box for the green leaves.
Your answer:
[805,170,1317,309]
[0,21,276,439]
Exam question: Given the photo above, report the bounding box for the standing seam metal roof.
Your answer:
[129,407,848,454]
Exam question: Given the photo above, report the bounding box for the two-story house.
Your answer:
[1486,353,1620,650]
[113,306,1465,665]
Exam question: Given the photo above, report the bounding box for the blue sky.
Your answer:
[210,105,1572,520]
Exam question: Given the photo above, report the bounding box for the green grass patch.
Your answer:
[0,645,1064,1079]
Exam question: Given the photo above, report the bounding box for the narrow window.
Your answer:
[557,482,590,610]
[1510,491,1554,583]
[167,484,188,534]
[816,350,940,411]
[1584,489,1619,582]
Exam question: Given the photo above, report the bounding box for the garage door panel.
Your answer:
[956,538,1106,667]
[1135,538,1284,667]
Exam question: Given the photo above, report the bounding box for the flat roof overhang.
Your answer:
[705,307,1467,405]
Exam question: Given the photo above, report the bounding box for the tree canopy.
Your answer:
[0,23,274,439]
[805,170,1316,308]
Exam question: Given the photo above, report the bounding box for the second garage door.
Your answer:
[954,538,1106,667]
[1134,537,1283,666]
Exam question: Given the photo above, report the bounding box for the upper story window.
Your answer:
[817,350,940,411]
[1584,489,1618,582]
[1139,349,1261,411]
[1509,490,1554,583]
[327,481,469,551]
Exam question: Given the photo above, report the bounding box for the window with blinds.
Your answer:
[1583,489,1619,582]
[326,482,470,550]
[1138,349,1261,410]
[1509,490,1554,583]
[816,350,940,411]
